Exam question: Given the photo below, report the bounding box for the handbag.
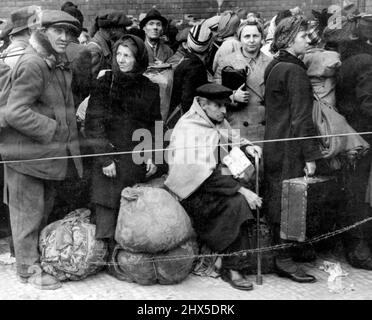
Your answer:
[312,93,369,159]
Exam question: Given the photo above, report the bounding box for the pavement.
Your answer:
[1,237,372,300]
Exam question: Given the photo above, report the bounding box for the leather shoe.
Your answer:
[275,258,316,283]
[220,269,254,291]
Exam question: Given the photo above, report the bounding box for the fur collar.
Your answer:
[29,30,68,69]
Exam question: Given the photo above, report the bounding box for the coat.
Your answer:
[214,48,272,143]
[66,41,92,108]
[0,31,83,181]
[168,51,208,116]
[263,50,322,224]
[144,39,173,65]
[85,71,162,209]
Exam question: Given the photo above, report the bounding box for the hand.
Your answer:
[238,187,263,210]
[233,83,250,103]
[102,162,116,178]
[245,145,262,159]
[304,161,316,177]
[145,158,157,178]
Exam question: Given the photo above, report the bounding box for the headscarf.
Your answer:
[112,34,148,75]
[216,11,240,40]
[271,15,308,53]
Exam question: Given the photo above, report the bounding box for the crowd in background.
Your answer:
[1,1,372,291]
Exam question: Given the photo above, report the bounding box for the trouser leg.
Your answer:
[5,166,56,277]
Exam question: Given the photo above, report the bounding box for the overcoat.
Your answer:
[263,50,322,224]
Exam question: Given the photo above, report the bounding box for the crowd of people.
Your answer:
[1,1,372,291]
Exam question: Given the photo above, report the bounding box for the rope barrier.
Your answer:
[1,130,372,164]
[90,216,372,265]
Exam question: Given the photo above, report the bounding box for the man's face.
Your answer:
[289,30,309,56]
[200,98,227,123]
[143,20,163,40]
[240,25,263,55]
[45,26,72,53]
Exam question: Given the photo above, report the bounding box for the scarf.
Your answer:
[164,97,252,200]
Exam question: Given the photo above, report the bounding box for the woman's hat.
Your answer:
[139,8,168,30]
[187,21,213,54]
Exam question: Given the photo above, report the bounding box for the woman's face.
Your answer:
[116,44,136,72]
[289,29,309,56]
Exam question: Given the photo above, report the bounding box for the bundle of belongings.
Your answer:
[144,63,174,121]
[111,185,198,285]
[39,209,108,281]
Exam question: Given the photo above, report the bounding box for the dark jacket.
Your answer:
[169,51,208,116]
[85,36,161,209]
[263,50,322,224]
[66,41,92,108]
[336,41,372,146]
[87,31,112,79]
[1,30,82,180]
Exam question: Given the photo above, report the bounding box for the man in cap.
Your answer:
[140,8,173,65]
[165,83,262,291]
[2,9,83,289]
[87,9,132,79]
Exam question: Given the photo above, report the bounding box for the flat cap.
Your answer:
[96,9,132,29]
[41,9,81,36]
[196,83,232,101]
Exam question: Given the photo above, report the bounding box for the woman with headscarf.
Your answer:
[263,16,323,283]
[85,35,162,271]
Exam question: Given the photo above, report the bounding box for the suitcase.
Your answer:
[280,176,338,242]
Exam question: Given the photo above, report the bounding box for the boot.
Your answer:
[275,257,317,283]
[345,240,372,270]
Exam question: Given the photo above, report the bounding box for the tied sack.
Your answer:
[312,96,369,159]
[144,63,174,121]
[115,186,194,253]
[111,239,198,285]
[39,208,108,281]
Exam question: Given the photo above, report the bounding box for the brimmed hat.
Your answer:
[139,8,168,29]
[96,9,133,29]
[9,6,40,36]
[41,9,81,37]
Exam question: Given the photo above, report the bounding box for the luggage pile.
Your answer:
[39,208,108,281]
[112,186,198,285]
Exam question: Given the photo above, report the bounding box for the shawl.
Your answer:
[164,97,252,200]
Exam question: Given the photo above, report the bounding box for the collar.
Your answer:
[240,47,261,63]
[276,49,307,70]
[146,38,159,50]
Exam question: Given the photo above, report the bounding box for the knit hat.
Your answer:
[187,21,213,54]
[271,15,308,53]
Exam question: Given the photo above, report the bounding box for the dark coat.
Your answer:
[263,50,322,224]
[169,51,208,116]
[87,31,112,80]
[336,41,372,146]
[1,31,83,180]
[85,70,161,209]
[66,41,92,108]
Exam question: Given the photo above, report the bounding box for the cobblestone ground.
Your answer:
[1,237,372,300]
